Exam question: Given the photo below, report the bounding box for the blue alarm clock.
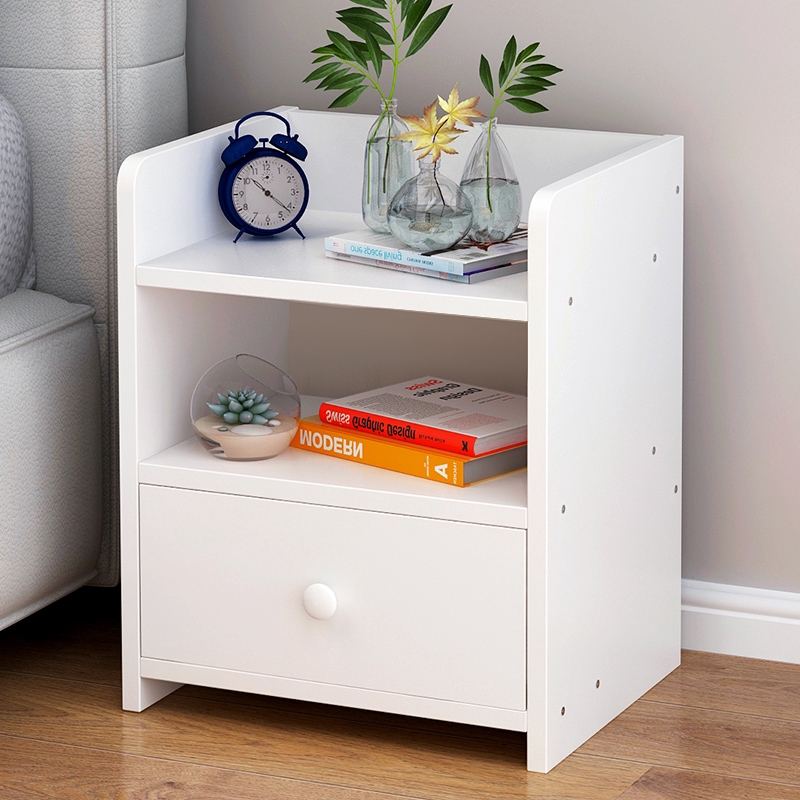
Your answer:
[219,111,310,242]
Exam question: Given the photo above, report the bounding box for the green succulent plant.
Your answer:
[207,388,278,425]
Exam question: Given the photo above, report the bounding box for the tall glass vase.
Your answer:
[362,99,414,234]
[387,157,472,251]
[459,118,522,243]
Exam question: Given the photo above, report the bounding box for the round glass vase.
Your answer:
[459,118,522,243]
[362,99,414,234]
[387,157,473,251]
[190,354,300,461]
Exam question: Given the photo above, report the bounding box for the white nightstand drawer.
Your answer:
[139,484,526,710]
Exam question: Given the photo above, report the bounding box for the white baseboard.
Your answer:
[682,579,800,664]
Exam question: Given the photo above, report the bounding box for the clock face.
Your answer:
[229,152,308,233]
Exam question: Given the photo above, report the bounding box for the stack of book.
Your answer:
[290,377,527,486]
[324,228,527,284]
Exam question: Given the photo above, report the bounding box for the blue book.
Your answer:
[324,227,527,276]
[324,250,526,283]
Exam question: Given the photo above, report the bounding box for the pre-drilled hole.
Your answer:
[652,446,656,454]
[561,505,566,514]
[596,680,600,689]
[561,707,566,716]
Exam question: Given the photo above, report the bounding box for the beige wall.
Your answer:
[187,0,800,593]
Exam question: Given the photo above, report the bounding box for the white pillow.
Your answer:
[0,91,35,300]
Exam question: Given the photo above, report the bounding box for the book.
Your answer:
[318,377,527,457]
[291,415,526,486]
[324,227,527,276]
[324,250,527,283]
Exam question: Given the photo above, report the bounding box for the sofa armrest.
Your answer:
[0,289,103,630]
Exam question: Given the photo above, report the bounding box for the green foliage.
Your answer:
[304,0,453,107]
[479,36,561,120]
[207,389,278,426]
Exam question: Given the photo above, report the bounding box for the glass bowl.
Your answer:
[190,354,300,460]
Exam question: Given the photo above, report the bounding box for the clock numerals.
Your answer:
[229,153,306,233]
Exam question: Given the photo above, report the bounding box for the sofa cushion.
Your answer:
[0,288,94,354]
[0,92,35,300]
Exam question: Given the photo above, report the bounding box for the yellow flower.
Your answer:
[396,99,465,162]
[438,83,485,129]
[396,86,483,163]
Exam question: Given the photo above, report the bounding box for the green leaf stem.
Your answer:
[505,82,547,96]
[305,0,452,108]
[405,5,451,57]
[330,85,369,107]
[403,0,431,39]
[479,35,561,122]
[303,62,340,83]
[477,35,561,212]
[498,35,517,86]
[514,42,539,64]
[479,54,494,96]
[506,97,548,113]
[326,72,366,90]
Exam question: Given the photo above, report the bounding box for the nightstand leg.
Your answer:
[123,675,183,712]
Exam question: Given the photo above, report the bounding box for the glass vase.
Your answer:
[362,98,414,234]
[387,157,473,251]
[459,118,522,243]
[190,354,300,461]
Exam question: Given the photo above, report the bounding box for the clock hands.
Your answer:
[252,179,292,213]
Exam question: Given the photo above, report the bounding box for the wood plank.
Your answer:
[579,699,800,786]
[0,588,120,687]
[0,734,402,800]
[0,673,646,800]
[644,649,800,722]
[176,685,524,746]
[618,766,800,799]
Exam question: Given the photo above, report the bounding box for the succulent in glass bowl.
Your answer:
[190,354,300,460]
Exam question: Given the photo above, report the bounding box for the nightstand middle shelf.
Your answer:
[136,210,528,322]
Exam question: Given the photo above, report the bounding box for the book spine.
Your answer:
[325,236,464,275]
[325,251,469,282]
[326,251,527,284]
[291,420,467,486]
[317,401,480,457]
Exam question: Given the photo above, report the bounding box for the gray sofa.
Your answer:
[0,1,188,630]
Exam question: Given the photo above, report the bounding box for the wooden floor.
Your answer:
[2,589,800,798]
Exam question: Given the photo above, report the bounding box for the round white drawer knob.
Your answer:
[303,583,337,620]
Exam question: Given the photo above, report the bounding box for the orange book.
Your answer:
[291,416,526,487]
